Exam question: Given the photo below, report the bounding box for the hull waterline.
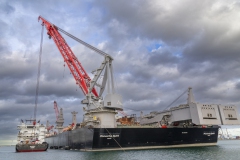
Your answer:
[46,127,219,151]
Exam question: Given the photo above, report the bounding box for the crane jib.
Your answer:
[38,16,99,98]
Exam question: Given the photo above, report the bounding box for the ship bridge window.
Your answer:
[107,102,111,106]
[27,126,34,128]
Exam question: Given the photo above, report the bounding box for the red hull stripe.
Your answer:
[16,149,47,152]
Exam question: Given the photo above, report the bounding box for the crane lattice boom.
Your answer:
[38,16,98,97]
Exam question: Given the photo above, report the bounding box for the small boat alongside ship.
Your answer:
[16,120,48,152]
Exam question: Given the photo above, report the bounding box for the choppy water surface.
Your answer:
[1,140,240,160]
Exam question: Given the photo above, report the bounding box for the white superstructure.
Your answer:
[140,87,240,127]
[55,108,64,133]
[17,120,47,144]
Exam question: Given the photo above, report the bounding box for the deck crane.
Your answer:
[53,101,59,120]
[47,125,54,132]
[38,16,123,128]
[46,101,60,132]
[46,120,54,132]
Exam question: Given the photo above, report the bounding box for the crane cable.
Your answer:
[124,89,188,112]
[34,24,44,121]
[56,26,112,59]
[163,88,188,111]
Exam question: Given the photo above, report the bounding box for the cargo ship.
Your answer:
[38,16,240,151]
[45,87,240,151]
[16,120,48,152]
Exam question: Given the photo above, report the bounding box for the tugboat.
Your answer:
[16,119,48,152]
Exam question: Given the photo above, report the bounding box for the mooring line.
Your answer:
[104,128,125,152]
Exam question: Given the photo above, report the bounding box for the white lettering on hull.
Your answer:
[100,134,120,138]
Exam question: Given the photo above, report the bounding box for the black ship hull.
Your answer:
[46,127,219,151]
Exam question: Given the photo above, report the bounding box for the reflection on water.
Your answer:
[1,140,240,160]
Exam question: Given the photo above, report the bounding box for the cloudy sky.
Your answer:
[1,0,240,144]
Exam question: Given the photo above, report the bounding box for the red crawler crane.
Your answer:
[46,101,59,132]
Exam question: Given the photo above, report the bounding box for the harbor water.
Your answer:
[1,140,240,160]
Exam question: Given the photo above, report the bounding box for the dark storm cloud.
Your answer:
[182,31,240,64]
[0,39,8,54]
[0,19,8,36]
[0,1,15,14]
[0,57,36,79]
[0,120,18,139]
[0,20,10,58]
[236,82,240,90]
[148,50,179,66]
[0,103,31,120]
[93,0,213,45]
